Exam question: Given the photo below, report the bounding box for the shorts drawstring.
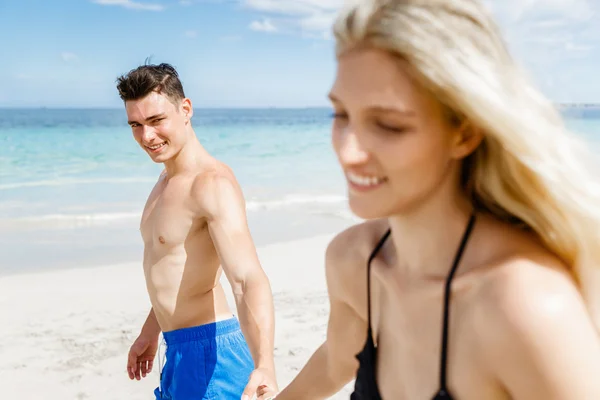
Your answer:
[157,335,166,392]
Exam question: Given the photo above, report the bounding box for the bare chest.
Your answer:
[140,183,197,251]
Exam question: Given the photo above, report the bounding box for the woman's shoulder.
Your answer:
[326,218,391,269]
[325,219,390,313]
[472,214,578,306]
[468,217,597,367]
[475,250,581,328]
[468,239,600,396]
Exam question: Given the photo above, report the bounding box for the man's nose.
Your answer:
[140,125,156,142]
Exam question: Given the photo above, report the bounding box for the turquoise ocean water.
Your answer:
[1,108,599,274]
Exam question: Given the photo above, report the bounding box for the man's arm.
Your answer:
[275,227,369,399]
[127,308,161,380]
[197,172,277,389]
[480,261,600,399]
[140,308,161,337]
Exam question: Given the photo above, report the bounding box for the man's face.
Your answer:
[125,91,191,163]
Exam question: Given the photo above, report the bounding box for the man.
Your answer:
[117,63,278,400]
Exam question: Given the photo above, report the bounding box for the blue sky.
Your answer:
[0,0,598,108]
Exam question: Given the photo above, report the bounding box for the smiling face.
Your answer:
[329,47,478,220]
[125,91,192,164]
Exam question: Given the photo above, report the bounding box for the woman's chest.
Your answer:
[371,274,505,400]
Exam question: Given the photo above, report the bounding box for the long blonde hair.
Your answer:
[333,0,600,331]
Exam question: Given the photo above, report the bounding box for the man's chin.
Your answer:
[145,148,170,162]
[148,153,169,164]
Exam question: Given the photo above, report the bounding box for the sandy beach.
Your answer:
[0,107,359,399]
[0,234,354,399]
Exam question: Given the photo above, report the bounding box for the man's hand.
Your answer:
[257,386,279,400]
[258,387,279,400]
[127,334,159,380]
[241,367,279,400]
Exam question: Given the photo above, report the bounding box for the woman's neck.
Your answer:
[387,189,475,279]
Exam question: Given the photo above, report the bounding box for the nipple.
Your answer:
[158,236,166,244]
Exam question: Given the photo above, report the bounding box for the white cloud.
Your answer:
[486,0,597,56]
[91,0,164,11]
[243,0,341,15]
[532,18,567,28]
[241,0,597,51]
[242,0,340,35]
[61,52,79,63]
[565,42,594,52]
[297,11,336,33]
[180,0,192,5]
[239,0,598,73]
[184,30,198,38]
[479,0,598,101]
[249,18,277,32]
[238,0,598,102]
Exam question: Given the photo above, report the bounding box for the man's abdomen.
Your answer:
[145,252,233,332]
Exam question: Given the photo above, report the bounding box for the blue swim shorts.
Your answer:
[154,317,255,400]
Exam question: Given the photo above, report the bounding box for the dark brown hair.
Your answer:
[116,62,185,104]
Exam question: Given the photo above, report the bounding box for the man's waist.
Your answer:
[161,315,241,344]
[151,286,233,332]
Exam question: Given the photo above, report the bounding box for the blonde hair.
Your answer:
[333,0,600,331]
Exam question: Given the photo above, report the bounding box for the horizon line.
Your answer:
[0,106,332,110]
[1,103,600,110]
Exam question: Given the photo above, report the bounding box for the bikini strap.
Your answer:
[438,213,477,392]
[366,227,392,336]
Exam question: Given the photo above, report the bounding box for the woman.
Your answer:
[267,0,600,399]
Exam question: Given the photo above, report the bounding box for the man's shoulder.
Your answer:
[190,164,237,193]
[189,163,243,218]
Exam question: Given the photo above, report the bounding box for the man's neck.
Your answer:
[387,188,475,280]
[164,131,211,177]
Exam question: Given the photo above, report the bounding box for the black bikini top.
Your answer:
[350,214,476,400]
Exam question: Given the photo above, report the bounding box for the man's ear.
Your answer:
[181,98,193,122]
[452,120,484,160]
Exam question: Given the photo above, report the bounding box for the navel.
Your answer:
[158,236,166,244]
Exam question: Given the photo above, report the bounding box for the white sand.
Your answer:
[0,234,354,399]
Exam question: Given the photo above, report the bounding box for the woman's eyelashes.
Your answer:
[331,112,348,120]
[375,121,408,133]
[330,112,409,134]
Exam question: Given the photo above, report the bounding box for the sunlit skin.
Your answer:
[329,52,472,223]
[273,47,600,400]
[124,91,278,400]
[126,91,194,168]
[124,92,235,334]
